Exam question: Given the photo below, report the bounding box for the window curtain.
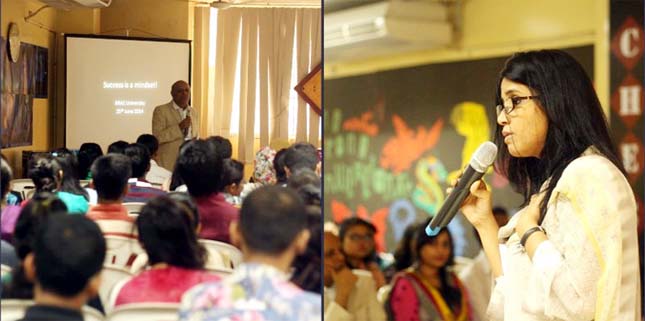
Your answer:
[208,7,321,162]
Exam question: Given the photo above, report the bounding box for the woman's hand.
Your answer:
[452,178,495,231]
[515,192,545,237]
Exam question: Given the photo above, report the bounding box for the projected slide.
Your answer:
[66,35,190,152]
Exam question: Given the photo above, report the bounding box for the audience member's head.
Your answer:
[252,147,276,185]
[176,139,222,197]
[136,134,160,159]
[291,205,322,293]
[221,158,244,196]
[168,192,200,232]
[393,222,420,271]
[1,157,13,200]
[492,206,510,227]
[169,140,193,191]
[338,217,377,267]
[107,140,129,154]
[206,135,233,159]
[14,192,68,260]
[323,231,346,287]
[25,215,105,305]
[287,168,320,191]
[90,154,132,202]
[124,143,151,179]
[28,155,61,193]
[136,196,207,269]
[273,148,288,185]
[284,143,318,176]
[77,143,103,180]
[52,152,89,200]
[234,186,309,259]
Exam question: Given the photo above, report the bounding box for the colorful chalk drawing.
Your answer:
[380,115,444,174]
[412,155,448,216]
[447,102,492,184]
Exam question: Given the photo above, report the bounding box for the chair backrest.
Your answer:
[80,179,91,187]
[103,235,144,267]
[123,202,146,216]
[204,266,234,278]
[1,299,106,321]
[198,239,242,269]
[95,220,136,239]
[99,265,134,310]
[1,264,13,279]
[9,179,35,200]
[107,302,180,321]
[1,299,33,321]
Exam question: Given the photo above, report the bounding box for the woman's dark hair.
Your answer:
[494,50,624,223]
[220,158,244,191]
[169,140,193,191]
[414,224,460,313]
[28,155,61,193]
[167,192,200,231]
[273,148,288,185]
[290,205,322,294]
[136,196,207,269]
[3,192,67,299]
[1,158,13,198]
[52,153,89,200]
[77,143,103,180]
[393,222,419,271]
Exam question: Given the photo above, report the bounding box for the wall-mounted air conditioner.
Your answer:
[39,0,112,10]
[325,1,453,61]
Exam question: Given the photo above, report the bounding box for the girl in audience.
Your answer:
[240,147,276,199]
[113,196,220,306]
[290,180,322,294]
[1,158,22,242]
[77,142,103,180]
[387,225,472,321]
[220,158,244,206]
[26,154,89,214]
[273,148,288,186]
[339,217,387,289]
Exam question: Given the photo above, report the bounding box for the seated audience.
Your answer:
[1,158,22,241]
[284,143,319,178]
[77,143,103,180]
[123,143,166,202]
[107,140,128,154]
[26,155,88,214]
[113,196,220,306]
[339,217,387,289]
[290,189,322,294]
[137,134,172,185]
[2,193,67,298]
[17,215,105,321]
[323,231,385,320]
[206,135,233,159]
[179,186,320,321]
[240,146,276,199]
[176,140,238,243]
[386,225,471,321]
[273,148,288,186]
[220,158,244,206]
[85,154,134,225]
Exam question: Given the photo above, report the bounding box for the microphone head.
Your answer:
[469,142,498,172]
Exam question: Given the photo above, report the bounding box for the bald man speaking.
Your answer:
[152,80,199,170]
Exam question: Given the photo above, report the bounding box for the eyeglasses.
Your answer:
[495,96,539,115]
[347,234,374,242]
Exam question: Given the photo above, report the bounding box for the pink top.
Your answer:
[114,265,220,306]
[1,205,22,242]
[194,193,239,243]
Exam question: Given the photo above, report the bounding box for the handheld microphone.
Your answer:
[425,141,498,236]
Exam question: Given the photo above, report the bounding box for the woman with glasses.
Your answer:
[386,225,471,321]
[457,50,640,320]
[338,217,387,289]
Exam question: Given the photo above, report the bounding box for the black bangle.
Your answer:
[520,226,546,248]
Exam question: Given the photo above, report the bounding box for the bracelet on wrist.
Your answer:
[520,226,546,248]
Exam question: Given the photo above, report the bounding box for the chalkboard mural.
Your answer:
[324,46,594,252]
